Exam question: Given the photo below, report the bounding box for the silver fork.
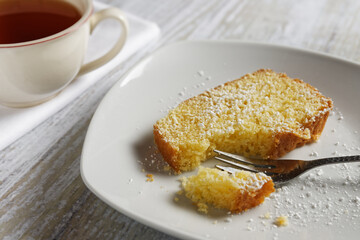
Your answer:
[214,149,360,185]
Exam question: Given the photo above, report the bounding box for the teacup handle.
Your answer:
[78,8,128,75]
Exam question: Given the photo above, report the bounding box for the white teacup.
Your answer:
[0,0,128,107]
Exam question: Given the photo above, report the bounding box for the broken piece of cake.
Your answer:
[154,69,333,172]
[180,167,275,213]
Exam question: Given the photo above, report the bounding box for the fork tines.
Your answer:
[214,149,277,174]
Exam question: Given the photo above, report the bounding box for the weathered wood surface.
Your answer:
[1,0,360,239]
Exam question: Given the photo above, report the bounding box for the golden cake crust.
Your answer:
[268,111,330,159]
[153,125,180,171]
[231,180,275,213]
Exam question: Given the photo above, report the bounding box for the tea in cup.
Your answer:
[0,0,128,107]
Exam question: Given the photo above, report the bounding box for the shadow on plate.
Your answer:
[132,130,174,176]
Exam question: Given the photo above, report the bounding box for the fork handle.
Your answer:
[305,155,360,170]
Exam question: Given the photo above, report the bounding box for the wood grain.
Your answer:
[1,0,360,239]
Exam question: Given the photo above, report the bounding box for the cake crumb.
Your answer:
[197,202,208,214]
[146,174,154,182]
[174,197,179,202]
[274,215,288,227]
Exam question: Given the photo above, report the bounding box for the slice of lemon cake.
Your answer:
[180,167,274,213]
[154,69,333,172]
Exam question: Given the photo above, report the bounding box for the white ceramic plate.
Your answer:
[81,41,360,240]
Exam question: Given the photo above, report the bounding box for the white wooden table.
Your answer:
[1,0,360,239]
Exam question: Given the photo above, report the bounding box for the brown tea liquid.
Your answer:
[0,0,82,44]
